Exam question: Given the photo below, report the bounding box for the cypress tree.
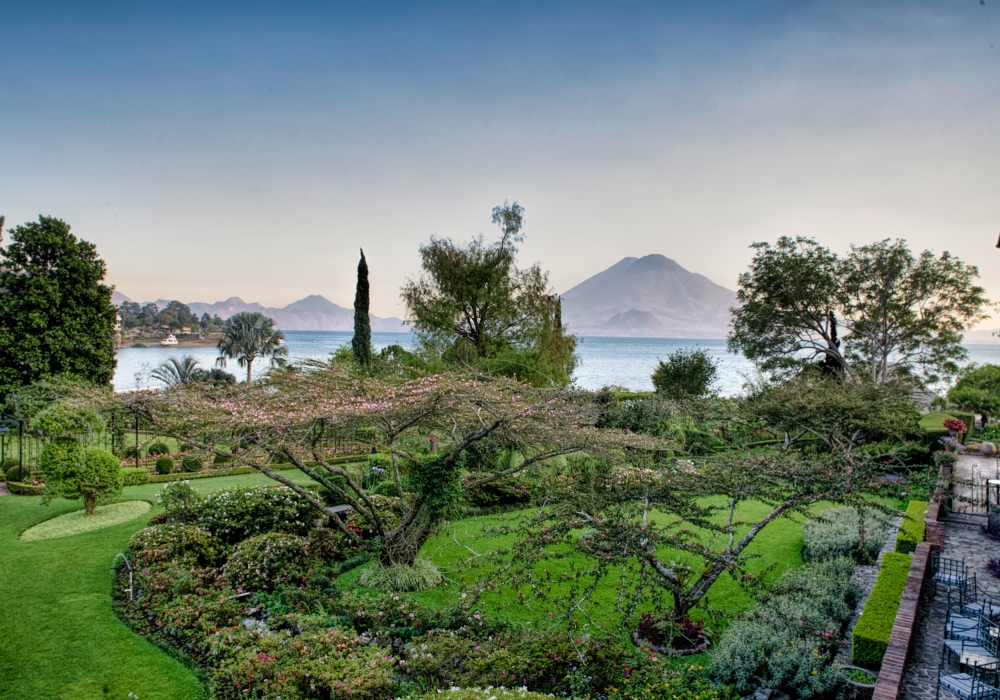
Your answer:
[352,249,373,367]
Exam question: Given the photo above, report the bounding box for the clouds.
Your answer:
[1,1,997,319]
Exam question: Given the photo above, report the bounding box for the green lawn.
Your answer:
[0,470,317,700]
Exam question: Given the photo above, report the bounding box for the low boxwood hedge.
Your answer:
[6,481,44,496]
[895,500,928,554]
[122,467,150,486]
[852,552,913,669]
[148,465,257,483]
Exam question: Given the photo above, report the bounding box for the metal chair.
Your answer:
[934,552,971,586]
[937,657,1000,700]
[944,615,1000,668]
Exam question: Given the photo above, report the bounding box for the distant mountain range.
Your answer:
[110,291,408,332]
[560,254,736,338]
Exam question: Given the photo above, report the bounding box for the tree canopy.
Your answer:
[948,364,1000,420]
[401,202,577,385]
[0,216,117,399]
[216,312,288,383]
[651,348,718,399]
[729,236,988,384]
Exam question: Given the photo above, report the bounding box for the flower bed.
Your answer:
[851,552,913,669]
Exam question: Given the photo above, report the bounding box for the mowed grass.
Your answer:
[0,469,318,700]
[340,498,845,634]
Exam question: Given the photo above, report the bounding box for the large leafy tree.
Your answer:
[948,364,1000,421]
[352,249,373,367]
[0,216,117,399]
[216,312,289,383]
[651,348,718,399]
[729,236,988,384]
[401,202,577,385]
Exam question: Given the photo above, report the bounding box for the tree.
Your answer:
[33,404,122,515]
[949,364,1000,421]
[0,216,117,399]
[114,365,653,587]
[729,236,989,384]
[651,348,718,398]
[401,202,577,385]
[216,312,289,383]
[151,356,204,386]
[352,249,373,367]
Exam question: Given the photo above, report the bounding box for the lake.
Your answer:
[113,331,1000,396]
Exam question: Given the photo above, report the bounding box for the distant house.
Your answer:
[180,326,191,333]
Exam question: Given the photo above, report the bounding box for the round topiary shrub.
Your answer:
[155,457,174,475]
[2,457,19,473]
[122,446,143,460]
[181,457,203,473]
[129,523,222,567]
[213,453,232,466]
[147,442,170,457]
[223,532,315,591]
[4,463,24,482]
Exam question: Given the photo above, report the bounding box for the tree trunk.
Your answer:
[84,495,96,516]
[378,521,431,568]
[246,358,253,384]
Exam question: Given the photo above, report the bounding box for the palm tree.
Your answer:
[216,312,289,383]
[151,356,204,386]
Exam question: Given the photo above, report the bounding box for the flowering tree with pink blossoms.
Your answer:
[112,363,658,582]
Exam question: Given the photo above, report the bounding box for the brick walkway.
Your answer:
[900,454,1000,700]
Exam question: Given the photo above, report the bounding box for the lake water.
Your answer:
[113,331,1000,396]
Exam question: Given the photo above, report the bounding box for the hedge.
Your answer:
[6,481,45,496]
[148,466,257,483]
[895,500,928,554]
[852,552,913,669]
[122,467,150,486]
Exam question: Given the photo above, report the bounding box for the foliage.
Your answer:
[0,216,118,399]
[401,202,577,385]
[462,472,533,508]
[223,532,316,592]
[352,249,374,367]
[943,418,968,433]
[184,486,321,545]
[147,441,170,456]
[149,465,257,483]
[119,299,215,332]
[895,500,928,553]
[2,375,95,423]
[156,480,202,517]
[30,403,104,437]
[40,444,124,515]
[802,506,894,564]
[4,463,25,482]
[122,467,149,486]
[710,557,860,698]
[728,236,988,384]
[740,373,920,450]
[215,311,289,383]
[608,663,735,700]
[356,557,443,592]
[181,456,204,472]
[129,523,222,567]
[651,348,718,399]
[151,356,206,386]
[155,456,174,474]
[949,364,1000,420]
[851,552,912,668]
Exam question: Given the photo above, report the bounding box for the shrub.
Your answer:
[943,418,968,433]
[7,481,44,495]
[802,506,894,564]
[356,557,442,592]
[212,453,232,465]
[2,457,19,473]
[4,463,24,482]
[129,523,222,567]
[187,486,322,544]
[463,472,533,508]
[223,532,315,591]
[852,552,913,669]
[180,456,203,472]
[122,445,143,460]
[895,500,928,553]
[147,441,170,456]
[155,456,173,474]
[148,465,256,483]
[156,480,202,516]
[122,467,150,486]
[934,451,957,468]
[711,557,860,699]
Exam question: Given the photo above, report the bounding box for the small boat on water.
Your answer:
[160,334,178,346]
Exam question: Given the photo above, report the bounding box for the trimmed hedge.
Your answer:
[4,463,26,483]
[149,465,257,483]
[852,552,913,669]
[895,500,928,554]
[122,467,150,486]
[6,481,45,496]
[155,457,174,475]
[181,457,204,473]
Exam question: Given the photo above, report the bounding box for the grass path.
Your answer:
[0,470,316,700]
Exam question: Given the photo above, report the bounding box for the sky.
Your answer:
[1,0,998,322]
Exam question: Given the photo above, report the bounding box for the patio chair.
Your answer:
[954,575,1000,619]
[934,552,971,586]
[944,615,1000,668]
[937,657,1000,700]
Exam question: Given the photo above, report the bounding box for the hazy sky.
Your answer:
[2,1,998,322]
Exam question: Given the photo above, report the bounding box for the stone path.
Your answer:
[0,482,9,496]
[900,454,1000,700]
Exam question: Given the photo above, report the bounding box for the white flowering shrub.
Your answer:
[222,532,314,592]
[188,486,321,545]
